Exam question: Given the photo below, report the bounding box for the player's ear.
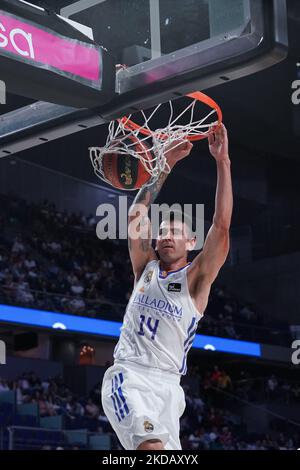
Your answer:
[154,233,159,251]
[187,236,196,252]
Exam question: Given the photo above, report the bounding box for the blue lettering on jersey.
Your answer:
[133,293,182,318]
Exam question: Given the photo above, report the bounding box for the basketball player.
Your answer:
[101,124,233,450]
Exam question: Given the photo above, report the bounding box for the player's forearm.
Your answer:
[129,165,173,213]
[213,158,233,230]
[129,140,192,215]
[127,168,171,268]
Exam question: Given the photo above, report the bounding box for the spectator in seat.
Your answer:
[69,296,86,314]
[218,370,232,390]
[70,278,85,296]
[266,375,278,401]
[188,428,202,450]
[24,256,37,270]
[0,378,9,392]
[11,236,25,254]
[211,365,222,385]
[85,398,99,419]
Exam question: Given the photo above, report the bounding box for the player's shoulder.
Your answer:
[143,258,158,274]
[135,258,158,284]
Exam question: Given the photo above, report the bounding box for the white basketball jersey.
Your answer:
[114,260,203,376]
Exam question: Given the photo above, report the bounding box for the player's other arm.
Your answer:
[189,125,233,293]
[128,173,165,283]
[128,140,193,282]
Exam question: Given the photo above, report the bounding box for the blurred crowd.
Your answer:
[1,363,299,450]
[181,365,300,450]
[0,194,133,318]
[0,193,292,345]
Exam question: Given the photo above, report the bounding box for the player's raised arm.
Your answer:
[128,140,193,282]
[189,124,233,290]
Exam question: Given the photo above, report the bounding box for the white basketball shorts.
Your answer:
[101,361,186,450]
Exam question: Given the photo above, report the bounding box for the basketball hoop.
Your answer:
[89,91,222,188]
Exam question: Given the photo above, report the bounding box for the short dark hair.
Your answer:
[160,210,196,239]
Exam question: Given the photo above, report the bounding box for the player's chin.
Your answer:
[158,249,177,262]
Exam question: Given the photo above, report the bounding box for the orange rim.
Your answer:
[118,91,223,142]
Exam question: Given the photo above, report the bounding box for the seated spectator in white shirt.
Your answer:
[85,398,99,419]
[69,296,85,314]
[70,279,84,295]
[0,378,9,393]
[12,237,25,254]
[24,257,37,270]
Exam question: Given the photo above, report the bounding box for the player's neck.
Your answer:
[159,258,189,274]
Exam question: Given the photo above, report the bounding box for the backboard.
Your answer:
[0,0,288,156]
[58,0,288,110]
[60,0,252,65]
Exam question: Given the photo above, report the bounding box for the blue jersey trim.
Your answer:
[158,262,191,278]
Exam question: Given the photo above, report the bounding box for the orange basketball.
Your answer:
[102,135,153,190]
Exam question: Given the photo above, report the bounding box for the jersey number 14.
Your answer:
[138,315,159,340]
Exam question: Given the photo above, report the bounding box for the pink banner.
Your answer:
[0,11,100,83]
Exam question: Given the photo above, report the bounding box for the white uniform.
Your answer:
[101,260,203,450]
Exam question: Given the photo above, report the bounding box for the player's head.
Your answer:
[155,211,196,262]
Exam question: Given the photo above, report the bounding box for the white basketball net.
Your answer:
[89,98,219,188]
